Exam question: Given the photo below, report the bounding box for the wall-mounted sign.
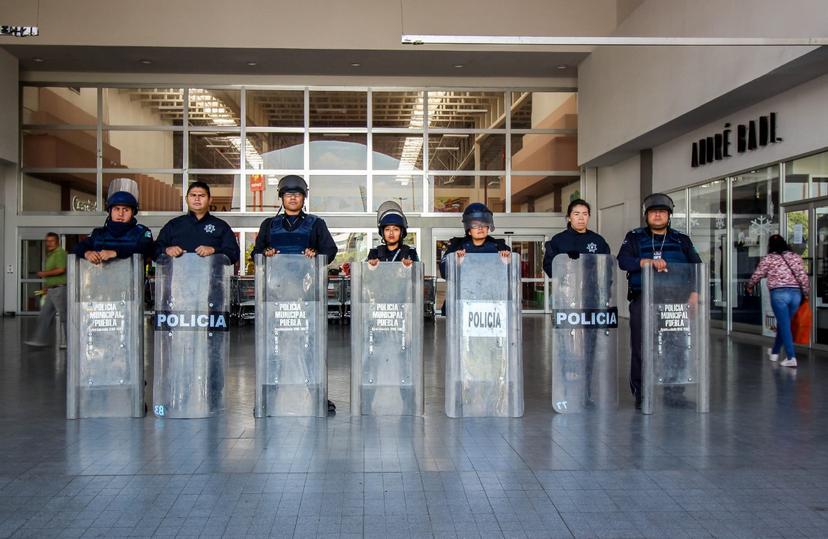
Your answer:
[72,196,97,212]
[691,112,780,167]
[0,26,39,37]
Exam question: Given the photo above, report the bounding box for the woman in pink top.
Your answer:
[746,234,809,368]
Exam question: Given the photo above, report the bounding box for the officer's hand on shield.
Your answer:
[367,258,379,267]
[99,250,117,262]
[194,245,215,257]
[455,249,466,264]
[499,250,511,263]
[402,257,413,268]
[687,291,700,315]
[264,248,278,257]
[165,246,184,257]
[567,250,580,260]
[84,251,103,265]
[303,248,317,258]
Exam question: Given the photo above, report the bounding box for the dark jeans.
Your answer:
[629,297,642,397]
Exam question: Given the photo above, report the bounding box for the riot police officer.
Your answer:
[154,181,240,264]
[367,201,418,267]
[251,175,337,413]
[439,203,510,278]
[75,178,154,263]
[251,175,337,260]
[617,193,701,409]
[543,199,610,277]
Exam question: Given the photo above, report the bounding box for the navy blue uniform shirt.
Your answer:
[366,244,419,262]
[154,212,240,264]
[75,219,154,260]
[250,212,338,261]
[617,226,701,294]
[439,235,510,278]
[543,227,611,278]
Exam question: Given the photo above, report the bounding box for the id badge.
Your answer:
[653,251,662,260]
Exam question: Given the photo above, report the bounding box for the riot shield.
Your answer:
[350,262,424,416]
[254,254,328,417]
[66,254,144,419]
[445,253,523,418]
[549,254,618,413]
[642,262,710,414]
[152,253,232,418]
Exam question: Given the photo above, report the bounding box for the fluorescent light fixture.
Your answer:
[458,109,489,113]
[402,34,828,46]
[442,134,469,138]
[322,133,350,137]
[435,146,459,151]
[316,108,348,114]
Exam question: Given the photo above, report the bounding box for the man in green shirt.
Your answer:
[25,232,68,348]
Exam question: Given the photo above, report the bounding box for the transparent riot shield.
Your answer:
[549,254,618,413]
[642,262,710,415]
[445,253,523,418]
[66,254,144,419]
[254,254,328,417]
[152,253,232,418]
[350,262,424,416]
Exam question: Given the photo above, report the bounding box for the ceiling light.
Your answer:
[453,64,464,68]
[556,64,568,70]
[435,146,460,151]
[316,108,348,114]
[442,134,469,138]
[139,59,152,65]
[350,62,361,67]
[322,133,350,137]
[32,57,44,63]
[247,61,258,66]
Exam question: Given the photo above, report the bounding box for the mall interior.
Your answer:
[1,0,828,537]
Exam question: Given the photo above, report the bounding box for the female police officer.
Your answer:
[367,201,418,267]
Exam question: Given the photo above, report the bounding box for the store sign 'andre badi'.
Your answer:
[691,112,780,168]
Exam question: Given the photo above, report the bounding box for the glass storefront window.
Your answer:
[104,173,182,212]
[427,134,505,172]
[246,90,304,128]
[309,134,367,170]
[372,133,424,170]
[689,180,728,323]
[102,130,181,169]
[22,86,98,126]
[329,231,370,270]
[103,88,183,127]
[372,91,424,129]
[309,91,367,128]
[511,91,577,130]
[309,175,366,213]
[189,131,243,169]
[188,174,241,212]
[731,167,781,331]
[188,89,241,127]
[427,91,505,129]
[22,129,98,169]
[786,150,828,200]
[249,132,304,170]
[430,175,505,213]
[372,175,422,213]
[670,189,688,233]
[21,172,97,212]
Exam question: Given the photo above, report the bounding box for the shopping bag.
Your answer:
[792,298,811,345]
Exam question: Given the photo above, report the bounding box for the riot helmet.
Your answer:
[376,201,408,240]
[106,177,139,213]
[277,175,308,197]
[462,202,495,232]
[642,193,674,216]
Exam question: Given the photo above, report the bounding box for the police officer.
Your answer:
[75,178,154,263]
[543,199,610,277]
[251,175,337,261]
[251,175,337,413]
[439,203,510,278]
[617,193,701,409]
[543,199,612,408]
[367,201,418,267]
[154,181,240,264]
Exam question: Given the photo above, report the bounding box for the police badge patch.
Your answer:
[204,224,216,234]
[586,242,598,253]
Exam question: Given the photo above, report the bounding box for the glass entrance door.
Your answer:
[505,236,547,313]
[813,207,828,345]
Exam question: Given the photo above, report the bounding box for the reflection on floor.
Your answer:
[2,315,828,538]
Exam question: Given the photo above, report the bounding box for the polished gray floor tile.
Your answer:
[3,316,828,537]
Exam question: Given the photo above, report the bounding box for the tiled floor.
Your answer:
[2,315,828,538]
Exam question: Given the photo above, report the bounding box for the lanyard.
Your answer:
[651,232,667,259]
